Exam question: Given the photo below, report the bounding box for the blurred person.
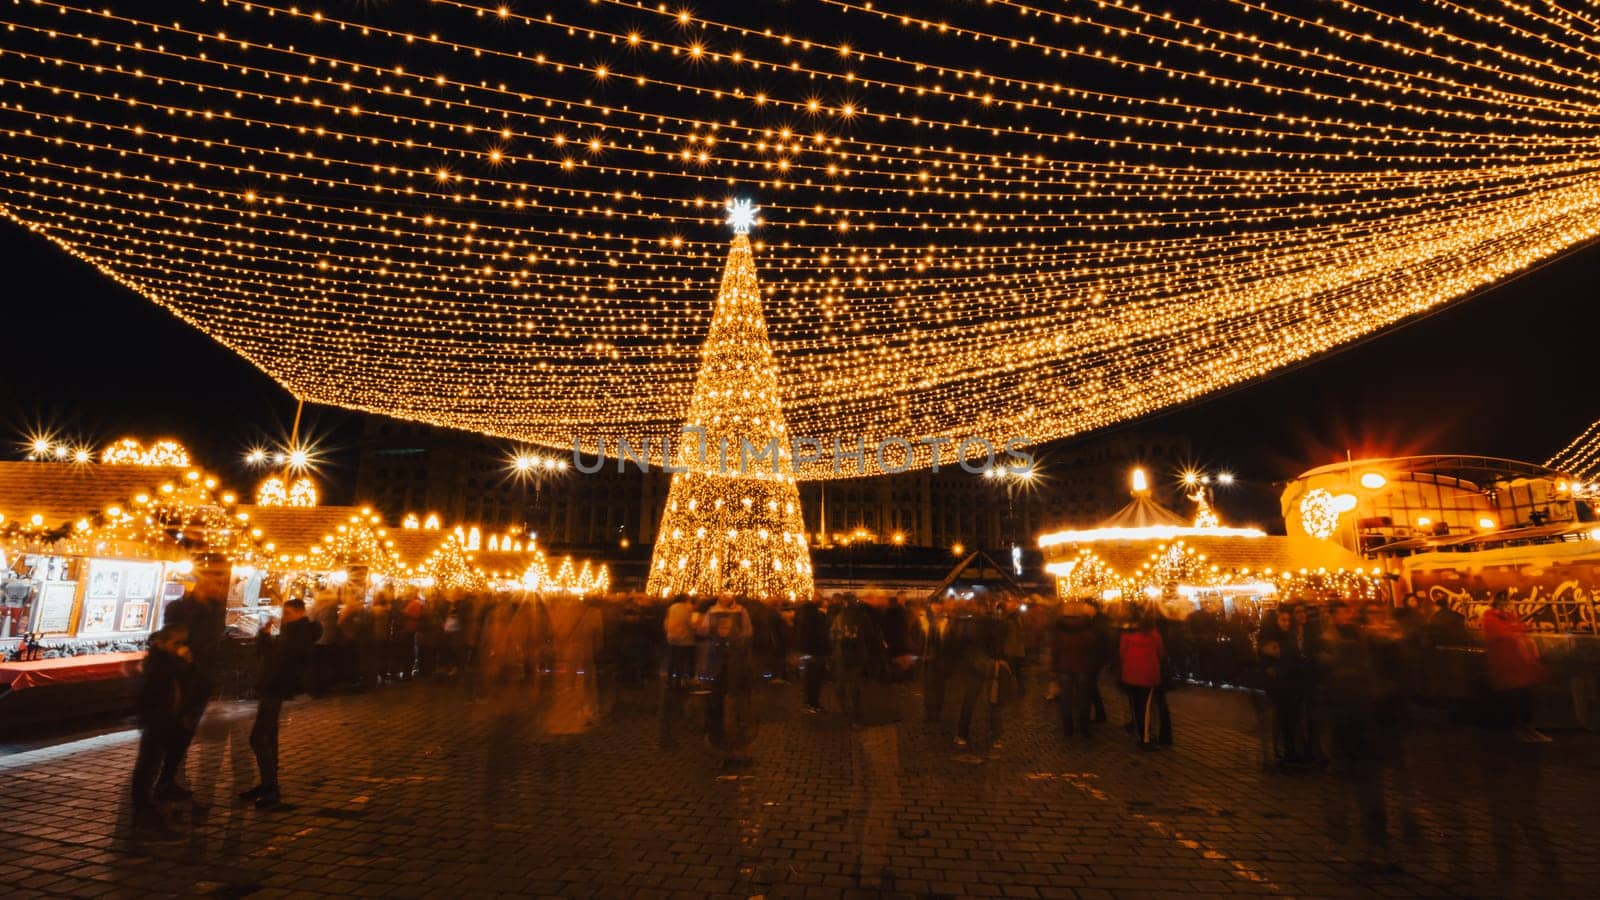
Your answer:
[366,592,391,687]
[1424,596,1469,648]
[439,591,465,675]
[999,597,1029,698]
[830,593,885,725]
[615,595,649,684]
[336,591,370,690]
[1187,601,1221,686]
[1481,592,1548,742]
[659,593,700,749]
[1088,601,1113,724]
[465,592,497,691]
[769,599,793,684]
[699,593,756,766]
[1422,597,1471,717]
[547,593,605,726]
[1161,603,1190,686]
[881,594,911,681]
[310,587,342,695]
[398,590,425,679]
[130,624,190,839]
[1221,605,1257,689]
[1120,611,1171,750]
[743,597,785,683]
[794,593,830,713]
[1475,657,1563,891]
[1320,602,1398,869]
[948,602,1011,750]
[663,594,699,689]
[1260,605,1311,766]
[918,597,950,724]
[155,554,229,801]
[1050,601,1098,739]
[240,598,320,809]
[482,595,542,688]
[1293,603,1328,762]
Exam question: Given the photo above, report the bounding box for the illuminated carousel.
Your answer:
[1039,468,1376,613]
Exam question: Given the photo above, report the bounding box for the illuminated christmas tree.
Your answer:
[646,201,814,602]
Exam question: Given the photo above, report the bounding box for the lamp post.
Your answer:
[985,464,1037,574]
[509,450,568,536]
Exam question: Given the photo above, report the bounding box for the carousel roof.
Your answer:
[1038,484,1266,552]
[1101,496,1189,529]
[1083,534,1301,575]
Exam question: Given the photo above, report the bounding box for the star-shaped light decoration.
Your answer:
[725,198,759,235]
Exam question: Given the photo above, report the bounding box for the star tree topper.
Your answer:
[726,198,758,235]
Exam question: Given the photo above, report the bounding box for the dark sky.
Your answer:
[2,218,1595,516]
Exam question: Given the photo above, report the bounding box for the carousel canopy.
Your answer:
[1038,468,1266,551]
[1101,496,1189,530]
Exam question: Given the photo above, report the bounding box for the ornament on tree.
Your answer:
[647,205,813,602]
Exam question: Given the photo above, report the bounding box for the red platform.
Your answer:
[0,652,145,692]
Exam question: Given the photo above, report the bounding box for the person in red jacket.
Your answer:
[1480,592,1548,742]
[1119,611,1172,749]
[1050,601,1099,739]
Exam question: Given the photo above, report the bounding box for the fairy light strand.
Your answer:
[0,1,1597,477]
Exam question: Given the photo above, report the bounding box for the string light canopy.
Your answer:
[2,1,1599,476]
[1548,417,1600,483]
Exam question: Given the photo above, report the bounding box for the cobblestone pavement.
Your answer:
[1,674,1596,899]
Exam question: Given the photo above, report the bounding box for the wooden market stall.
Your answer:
[0,457,267,717]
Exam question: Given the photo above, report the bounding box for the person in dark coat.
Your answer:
[880,594,910,681]
[794,595,831,712]
[240,598,322,808]
[948,604,1010,750]
[157,554,230,800]
[1050,602,1099,738]
[131,624,191,839]
[1260,605,1310,764]
[1087,603,1113,724]
[698,594,756,766]
[1424,598,1470,649]
[830,594,885,725]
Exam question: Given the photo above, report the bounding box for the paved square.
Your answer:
[0,677,1594,898]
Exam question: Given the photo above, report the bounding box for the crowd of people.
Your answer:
[130,577,1559,878]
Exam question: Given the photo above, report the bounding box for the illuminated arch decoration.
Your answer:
[3,3,1600,475]
[286,478,319,508]
[256,476,319,508]
[101,438,190,468]
[255,477,288,507]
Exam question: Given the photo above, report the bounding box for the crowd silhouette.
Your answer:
[132,582,1565,888]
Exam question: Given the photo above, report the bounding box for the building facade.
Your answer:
[356,419,1191,552]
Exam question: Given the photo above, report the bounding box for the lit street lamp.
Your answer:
[985,463,1038,574]
[508,449,569,533]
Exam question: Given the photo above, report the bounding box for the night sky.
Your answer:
[2,217,1595,519]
